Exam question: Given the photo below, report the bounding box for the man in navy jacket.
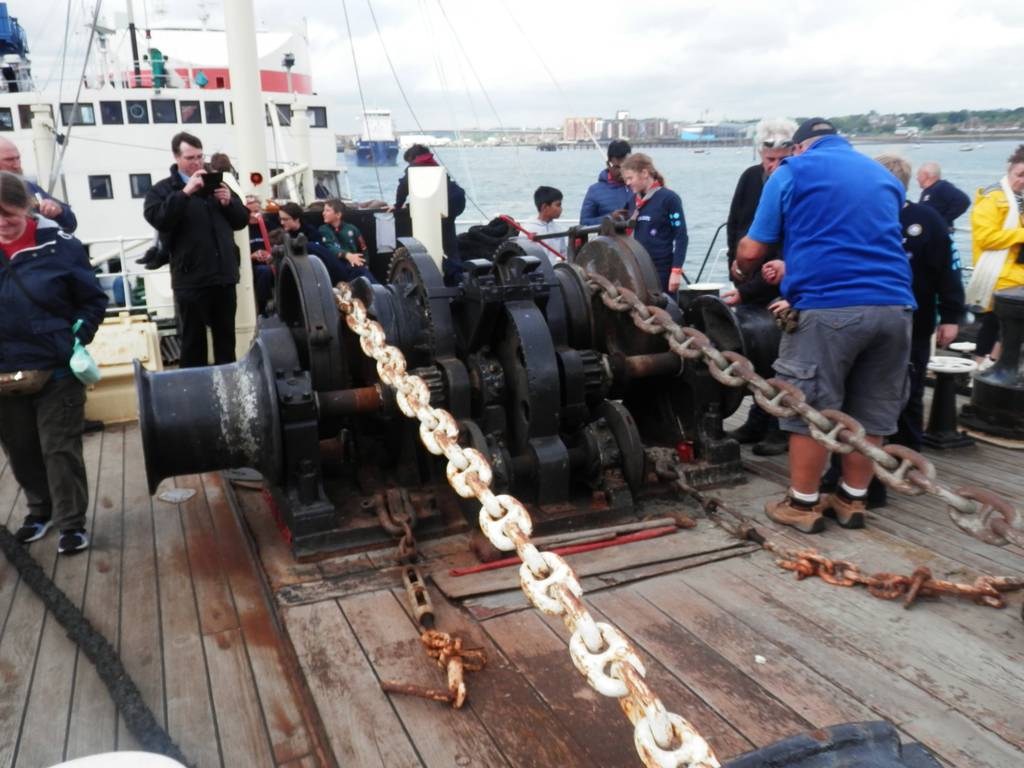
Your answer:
[579,140,633,225]
[916,162,970,231]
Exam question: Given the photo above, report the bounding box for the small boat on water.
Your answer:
[959,144,975,152]
[536,142,557,152]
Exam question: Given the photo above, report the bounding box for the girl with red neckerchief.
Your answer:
[621,153,689,294]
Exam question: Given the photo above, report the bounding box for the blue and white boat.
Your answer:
[356,108,399,166]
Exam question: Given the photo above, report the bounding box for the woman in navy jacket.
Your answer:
[622,153,689,293]
[0,172,108,554]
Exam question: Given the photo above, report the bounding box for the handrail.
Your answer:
[79,234,174,316]
[695,222,728,283]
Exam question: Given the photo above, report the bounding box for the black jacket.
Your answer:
[902,201,964,339]
[143,165,249,290]
[918,178,970,230]
[726,164,780,306]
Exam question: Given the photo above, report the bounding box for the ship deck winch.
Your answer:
[135,227,778,557]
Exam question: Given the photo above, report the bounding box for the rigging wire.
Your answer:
[48,0,104,195]
[433,0,531,189]
[55,0,74,97]
[416,0,479,209]
[495,0,604,158]
[341,0,384,199]
[365,0,489,219]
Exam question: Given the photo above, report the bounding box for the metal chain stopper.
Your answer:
[334,283,720,768]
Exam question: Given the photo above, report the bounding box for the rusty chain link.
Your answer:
[581,270,1024,552]
[335,283,720,768]
[650,450,1024,611]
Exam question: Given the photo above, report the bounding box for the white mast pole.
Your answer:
[223,0,268,356]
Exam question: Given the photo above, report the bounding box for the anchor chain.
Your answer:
[650,451,1024,611]
[581,270,1024,551]
[335,283,719,768]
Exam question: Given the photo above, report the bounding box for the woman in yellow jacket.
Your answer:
[968,144,1024,359]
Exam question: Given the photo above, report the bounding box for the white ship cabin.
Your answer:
[0,24,342,247]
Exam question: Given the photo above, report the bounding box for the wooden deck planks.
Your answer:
[405,590,601,768]
[203,627,276,768]
[282,600,422,768]
[483,606,754,763]
[116,423,166,750]
[737,547,1024,749]
[152,478,222,768]
[589,586,815,748]
[340,590,509,767]
[203,472,317,765]
[679,558,1024,767]
[65,425,127,761]
[3,429,102,768]
[177,474,239,636]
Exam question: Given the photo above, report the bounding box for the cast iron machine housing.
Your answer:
[135,231,757,556]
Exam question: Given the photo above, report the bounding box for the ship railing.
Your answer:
[81,234,177,319]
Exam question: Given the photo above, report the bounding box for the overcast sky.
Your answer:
[17,0,1024,131]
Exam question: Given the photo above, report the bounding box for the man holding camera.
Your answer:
[144,132,249,367]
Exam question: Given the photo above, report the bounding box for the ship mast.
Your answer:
[224,0,269,354]
[125,0,142,87]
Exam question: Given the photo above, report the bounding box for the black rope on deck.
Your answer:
[0,525,192,767]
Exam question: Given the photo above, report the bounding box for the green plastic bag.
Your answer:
[70,319,101,385]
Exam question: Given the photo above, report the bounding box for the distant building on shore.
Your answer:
[563,110,672,142]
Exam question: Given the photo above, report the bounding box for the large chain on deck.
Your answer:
[650,452,1024,611]
[581,271,1024,550]
[334,284,719,768]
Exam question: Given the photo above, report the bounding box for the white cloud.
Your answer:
[14,0,1024,130]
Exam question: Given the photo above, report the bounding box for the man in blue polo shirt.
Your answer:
[733,118,916,534]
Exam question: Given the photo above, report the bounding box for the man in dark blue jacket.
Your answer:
[916,162,970,231]
[881,155,964,449]
[0,137,77,232]
[579,139,633,225]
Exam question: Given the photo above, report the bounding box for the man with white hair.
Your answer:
[0,137,77,231]
[916,161,970,231]
[722,117,797,456]
[733,118,915,534]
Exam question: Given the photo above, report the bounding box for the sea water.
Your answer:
[342,139,1015,284]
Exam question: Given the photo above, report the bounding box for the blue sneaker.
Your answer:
[15,517,52,544]
[58,529,89,555]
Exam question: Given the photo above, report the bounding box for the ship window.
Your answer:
[313,171,340,199]
[99,101,124,125]
[88,175,113,200]
[308,106,327,128]
[273,104,292,127]
[126,100,149,124]
[151,100,176,124]
[205,101,226,124]
[180,100,201,124]
[130,173,152,198]
[0,108,12,131]
[18,104,53,130]
[60,103,96,126]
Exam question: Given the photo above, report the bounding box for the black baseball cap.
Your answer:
[792,118,837,144]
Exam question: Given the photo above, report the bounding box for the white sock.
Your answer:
[840,481,867,499]
[790,488,820,504]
